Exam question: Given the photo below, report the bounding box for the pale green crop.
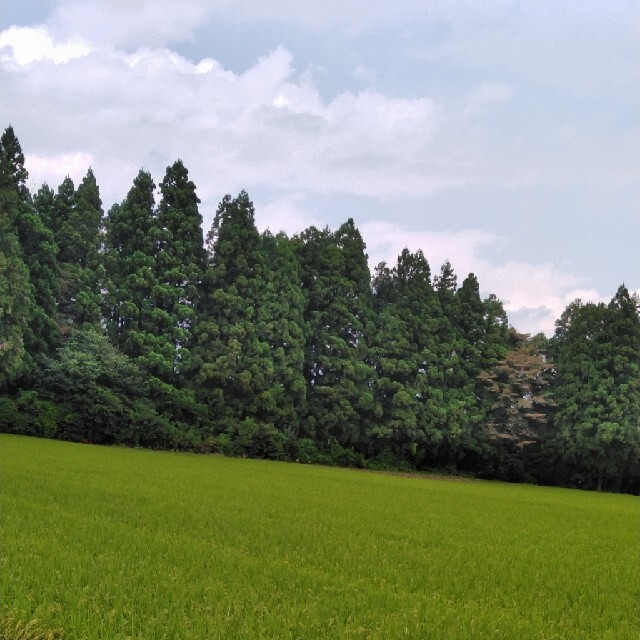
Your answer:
[1,434,637,639]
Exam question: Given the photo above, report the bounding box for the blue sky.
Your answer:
[1,0,638,334]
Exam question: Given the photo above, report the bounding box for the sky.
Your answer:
[1,0,638,335]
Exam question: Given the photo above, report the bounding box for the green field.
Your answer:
[1,435,637,639]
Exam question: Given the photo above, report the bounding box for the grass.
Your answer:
[1,434,638,639]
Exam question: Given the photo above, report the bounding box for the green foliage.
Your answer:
[104,170,160,357]
[0,397,24,432]
[0,128,35,389]
[227,418,288,460]
[371,249,439,461]
[0,392,59,438]
[155,160,205,381]
[15,200,60,377]
[39,328,179,447]
[254,231,307,435]
[2,125,637,491]
[193,191,267,430]
[0,126,29,199]
[31,167,103,344]
[548,287,640,491]
[296,221,376,451]
[43,329,142,443]
[0,230,32,389]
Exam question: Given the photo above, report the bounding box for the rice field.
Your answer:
[1,434,638,639]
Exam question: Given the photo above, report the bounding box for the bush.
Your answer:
[16,391,60,438]
[325,439,365,468]
[233,419,287,460]
[0,392,60,438]
[0,397,27,434]
[292,438,321,464]
[365,447,413,472]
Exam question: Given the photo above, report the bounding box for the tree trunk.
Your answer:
[596,471,603,492]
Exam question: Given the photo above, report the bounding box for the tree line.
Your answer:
[1,126,638,492]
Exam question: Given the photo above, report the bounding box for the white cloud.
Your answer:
[2,8,634,206]
[0,26,89,65]
[0,36,464,203]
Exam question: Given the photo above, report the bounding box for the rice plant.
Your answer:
[1,434,637,639]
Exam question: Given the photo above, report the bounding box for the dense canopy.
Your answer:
[1,127,638,492]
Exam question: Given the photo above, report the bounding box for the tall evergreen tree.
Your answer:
[155,160,205,381]
[441,274,510,466]
[0,197,32,390]
[56,169,104,326]
[370,249,441,463]
[193,191,269,436]
[455,274,485,372]
[482,293,511,367]
[430,263,481,465]
[103,167,205,431]
[33,184,55,230]
[49,177,75,240]
[14,194,60,376]
[253,231,307,440]
[548,289,640,490]
[296,221,376,452]
[0,127,37,387]
[434,260,457,308]
[43,169,104,327]
[104,170,161,365]
[0,126,29,199]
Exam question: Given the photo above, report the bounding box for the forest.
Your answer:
[1,126,638,492]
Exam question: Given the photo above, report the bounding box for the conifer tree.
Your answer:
[155,160,205,380]
[482,293,511,367]
[428,262,475,464]
[14,195,60,376]
[30,184,63,365]
[56,171,101,266]
[254,231,307,440]
[434,260,457,306]
[0,126,29,199]
[0,127,38,387]
[33,184,55,229]
[437,273,507,464]
[193,191,268,435]
[49,177,75,239]
[548,289,640,490]
[297,221,376,451]
[456,274,485,371]
[104,170,161,365]
[104,168,204,429]
[55,169,104,326]
[370,249,441,463]
[0,197,32,390]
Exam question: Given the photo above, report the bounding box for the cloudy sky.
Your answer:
[1,0,638,335]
